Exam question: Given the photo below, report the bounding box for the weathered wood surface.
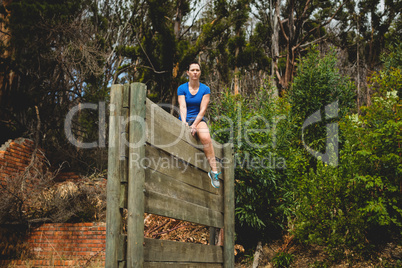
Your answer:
[145,168,224,212]
[223,144,235,268]
[119,84,130,209]
[118,234,126,261]
[105,84,123,267]
[143,238,223,263]
[127,82,147,268]
[145,145,222,195]
[145,189,224,228]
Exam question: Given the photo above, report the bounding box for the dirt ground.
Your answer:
[235,238,402,268]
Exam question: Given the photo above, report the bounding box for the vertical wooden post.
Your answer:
[117,84,131,267]
[119,84,130,210]
[106,84,123,267]
[127,83,147,268]
[223,143,235,268]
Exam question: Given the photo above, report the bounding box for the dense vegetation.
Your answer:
[210,45,401,265]
[0,0,401,265]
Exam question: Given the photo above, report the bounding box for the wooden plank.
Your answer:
[145,190,224,228]
[223,143,235,268]
[120,107,129,170]
[144,262,222,268]
[145,168,224,212]
[123,84,130,108]
[146,119,210,172]
[144,145,222,195]
[105,84,123,268]
[146,98,223,159]
[119,103,129,208]
[118,233,127,261]
[127,82,147,268]
[144,238,223,263]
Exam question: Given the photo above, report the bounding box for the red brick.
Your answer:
[9,148,23,155]
[86,243,99,247]
[58,227,72,231]
[91,239,104,244]
[75,251,90,256]
[39,225,57,231]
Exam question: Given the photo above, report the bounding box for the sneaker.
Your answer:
[208,171,221,189]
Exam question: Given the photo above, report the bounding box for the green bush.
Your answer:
[289,46,355,163]
[272,251,295,268]
[289,48,402,260]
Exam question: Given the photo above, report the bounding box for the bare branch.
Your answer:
[299,35,328,49]
[300,0,312,20]
[298,1,347,47]
[278,17,289,42]
[135,33,168,74]
[179,3,208,40]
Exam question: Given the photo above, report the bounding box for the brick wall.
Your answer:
[0,138,106,267]
[0,222,106,268]
[0,138,47,186]
[0,138,84,187]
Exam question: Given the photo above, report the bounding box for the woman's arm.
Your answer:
[178,95,188,125]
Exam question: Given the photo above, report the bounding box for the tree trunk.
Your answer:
[0,0,13,111]
[271,0,280,97]
[284,0,295,92]
[234,29,241,95]
[171,1,183,114]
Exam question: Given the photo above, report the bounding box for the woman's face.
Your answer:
[187,63,201,81]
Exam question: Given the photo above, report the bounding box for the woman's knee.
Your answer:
[196,123,211,143]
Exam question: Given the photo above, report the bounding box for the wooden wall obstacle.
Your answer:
[105,83,235,268]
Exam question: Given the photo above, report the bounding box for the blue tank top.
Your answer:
[177,82,211,122]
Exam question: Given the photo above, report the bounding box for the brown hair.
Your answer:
[188,61,201,70]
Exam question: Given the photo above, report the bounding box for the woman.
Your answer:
[177,61,220,188]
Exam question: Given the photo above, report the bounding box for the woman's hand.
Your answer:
[190,124,197,136]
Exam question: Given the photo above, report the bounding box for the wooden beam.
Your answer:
[144,238,223,263]
[145,145,222,195]
[145,190,224,228]
[223,143,235,268]
[105,84,123,267]
[146,120,210,172]
[127,82,147,268]
[119,84,130,209]
[145,168,224,212]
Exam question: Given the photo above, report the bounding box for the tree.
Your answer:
[229,0,251,94]
[0,0,90,143]
[0,0,130,172]
[283,1,350,92]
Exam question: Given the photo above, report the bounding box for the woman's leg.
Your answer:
[196,121,218,172]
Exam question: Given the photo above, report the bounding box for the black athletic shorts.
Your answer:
[187,117,207,126]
